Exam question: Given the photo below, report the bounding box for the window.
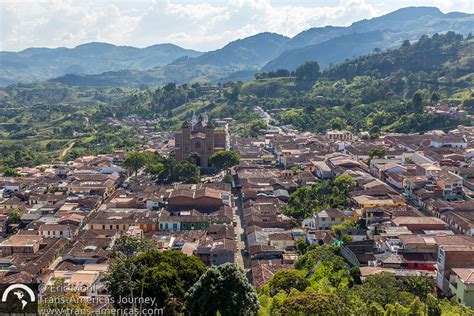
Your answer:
[331,217,335,221]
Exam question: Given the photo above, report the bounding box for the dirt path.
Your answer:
[59,141,76,159]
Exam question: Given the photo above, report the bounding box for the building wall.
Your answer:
[175,123,227,168]
[450,278,474,307]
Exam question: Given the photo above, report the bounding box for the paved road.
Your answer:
[233,200,245,270]
[254,106,282,134]
[234,193,251,271]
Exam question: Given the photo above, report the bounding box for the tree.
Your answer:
[369,125,381,138]
[368,147,388,161]
[8,209,22,223]
[7,209,22,234]
[209,150,240,171]
[269,270,310,295]
[402,275,434,299]
[295,245,348,273]
[107,250,206,314]
[284,185,322,219]
[224,85,240,102]
[187,152,201,166]
[175,160,200,183]
[124,151,146,176]
[243,119,268,137]
[462,98,474,112]
[277,289,344,315]
[295,239,309,255]
[353,272,402,307]
[155,159,200,184]
[430,91,440,104]
[334,174,356,195]
[295,61,320,81]
[412,91,424,112]
[111,235,155,258]
[3,167,20,177]
[185,263,259,316]
[144,162,164,178]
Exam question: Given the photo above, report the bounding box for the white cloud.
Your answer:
[0,0,472,52]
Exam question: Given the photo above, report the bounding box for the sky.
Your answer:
[1,0,473,52]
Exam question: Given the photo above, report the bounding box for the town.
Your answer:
[0,106,473,311]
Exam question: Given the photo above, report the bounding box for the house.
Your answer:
[353,194,405,209]
[0,235,43,255]
[306,230,336,246]
[430,135,467,149]
[437,245,474,294]
[326,130,353,141]
[39,224,76,239]
[449,268,474,307]
[361,205,421,225]
[311,160,333,179]
[268,232,295,250]
[209,238,236,265]
[340,240,376,267]
[313,209,346,230]
[392,217,448,232]
[428,170,464,200]
[167,185,230,213]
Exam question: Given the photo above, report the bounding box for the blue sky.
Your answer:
[1,0,473,52]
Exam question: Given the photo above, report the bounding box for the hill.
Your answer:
[49,33,289,87]
[264,6,474,70]
[0,42,202,86]
[191,32,289,67]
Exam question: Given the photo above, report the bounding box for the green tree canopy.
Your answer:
[269,270,310,295]
[284,175,355,220]
[124,151,146,176]
[3,167,20,177]
[209,150,240,171]
[185,263,259,316]
[295,245,348,273]
[295,61,320,81]
[368,147,388,161]
[412,91,424,112]
[277,289,344,315]
[107,250,206,314]
[111,235,155,258]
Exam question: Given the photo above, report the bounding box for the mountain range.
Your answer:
[1,6,473,87]
[0,43,201,86]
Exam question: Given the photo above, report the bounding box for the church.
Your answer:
[174,112,227,168]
